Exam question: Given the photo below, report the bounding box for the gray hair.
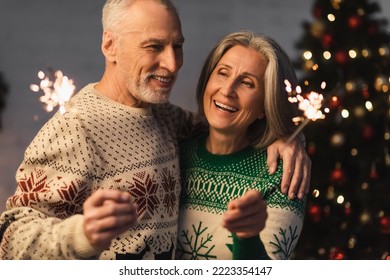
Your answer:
[196,30,299,149]
[102,0,179,35]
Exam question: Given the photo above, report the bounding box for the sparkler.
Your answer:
[284,79,326,144]
[30,69,76,114]
[249,81,327,192]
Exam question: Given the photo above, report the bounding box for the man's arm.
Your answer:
[267,137,311,200]
[0,114,105,259]
[163,103,206,141]
[0,117,98,259]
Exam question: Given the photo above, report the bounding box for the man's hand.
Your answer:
[222,190,267,239]
[267,138,311,200]
[83,189,138,251]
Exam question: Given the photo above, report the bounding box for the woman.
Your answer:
[176,31,306,260]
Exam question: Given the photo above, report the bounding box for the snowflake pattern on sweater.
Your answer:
[176,134,306,260]
[0,83,198,260]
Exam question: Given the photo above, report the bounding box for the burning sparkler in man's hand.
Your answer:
[284,79,326,144]
[30,69,76,115]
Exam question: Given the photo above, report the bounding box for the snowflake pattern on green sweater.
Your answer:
[176,134,306,260]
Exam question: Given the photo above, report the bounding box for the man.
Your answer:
[0,0,310,259]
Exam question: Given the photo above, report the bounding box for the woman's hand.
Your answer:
[222,190,267,239]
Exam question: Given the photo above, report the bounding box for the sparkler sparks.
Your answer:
[30,69,75,114]
[284,79,326,144]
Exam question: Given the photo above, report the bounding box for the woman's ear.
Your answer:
[101,31,117,62]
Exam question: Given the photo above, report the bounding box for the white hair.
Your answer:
[102,0,178,35]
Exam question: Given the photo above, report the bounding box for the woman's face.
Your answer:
[203,45,267,137]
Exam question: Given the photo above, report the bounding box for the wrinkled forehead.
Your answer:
[124,0,182,35]
[121,21,184,47]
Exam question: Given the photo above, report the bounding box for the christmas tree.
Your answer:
[0,72,8,130]
[292,0,390,259]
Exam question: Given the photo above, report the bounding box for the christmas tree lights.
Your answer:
[293,0,390,259]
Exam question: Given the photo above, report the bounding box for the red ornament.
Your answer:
[308,204,322,223]
[334,50,348,65]
[328,96,341,109]
[347,16,361,29]
[321,34,333,48]
[379,216,390,234]
[329,247,345,260]
[330,167,345,182]
[362,125,374,140]
[307,142,316,156]
[344,205,352,217]
[370,165,378,180]
[362,88,370,99]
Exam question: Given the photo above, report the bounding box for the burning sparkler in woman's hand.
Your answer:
[284,79,326,144]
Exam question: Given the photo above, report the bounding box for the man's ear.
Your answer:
[101,31,117,62]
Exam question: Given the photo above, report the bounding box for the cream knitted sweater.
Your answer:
[0,83,199,260]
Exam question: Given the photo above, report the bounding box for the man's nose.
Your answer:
[160,47,183,73]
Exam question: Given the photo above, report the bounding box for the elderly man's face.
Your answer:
[115,1,184,105]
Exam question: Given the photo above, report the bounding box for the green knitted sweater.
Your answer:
[176,134,306,260]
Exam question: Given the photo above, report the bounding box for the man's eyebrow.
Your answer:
[140,38,165,46]
[140,37,185,46]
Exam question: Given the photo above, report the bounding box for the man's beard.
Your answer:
[132,73,174,104]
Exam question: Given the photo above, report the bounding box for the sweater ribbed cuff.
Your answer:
[62,214,101,259]
[232,234,270,260]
